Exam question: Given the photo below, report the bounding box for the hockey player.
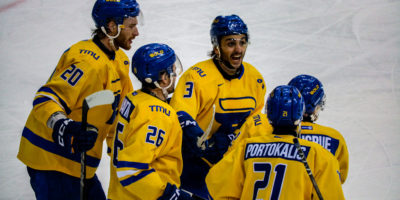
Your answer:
[170,14,266,198]
[107,43,195,200]
[206,85,345,200]
[17,0,141,199]
[288,74,349,183]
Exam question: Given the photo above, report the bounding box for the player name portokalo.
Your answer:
[245,142,310,161]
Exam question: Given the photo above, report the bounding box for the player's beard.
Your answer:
[114,34,132,50]
[166,78,176,94]
[219,48,245,70]
[167,86,175,94]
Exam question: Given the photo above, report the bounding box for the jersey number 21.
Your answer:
[253,162,287,200]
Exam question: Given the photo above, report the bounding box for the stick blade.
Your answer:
[85,90,114,109]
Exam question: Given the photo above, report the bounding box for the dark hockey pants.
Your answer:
[27,167,106,200]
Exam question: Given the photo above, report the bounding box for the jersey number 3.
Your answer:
[253,162,287,200]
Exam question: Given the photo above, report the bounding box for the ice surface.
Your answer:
[1,0,399,199]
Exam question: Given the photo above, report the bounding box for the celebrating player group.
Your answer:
[17,0,349,199]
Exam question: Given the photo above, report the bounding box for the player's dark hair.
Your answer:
[91,19,116,39]
[92,28,106,39]
[208,49,216,58]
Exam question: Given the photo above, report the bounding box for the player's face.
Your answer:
[166,65,178,94]
[115,17,139,50]
[219,34,248,69]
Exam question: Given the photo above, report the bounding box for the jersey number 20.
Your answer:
[60,64,83,86]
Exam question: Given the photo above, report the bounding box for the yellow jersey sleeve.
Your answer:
[228,113,273,154]
[206,140,246,199]
[108,91,183,200]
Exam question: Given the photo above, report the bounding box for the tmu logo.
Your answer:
[79,49,100,60]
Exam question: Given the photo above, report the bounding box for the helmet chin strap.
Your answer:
[101,26,122,51]
[153,74,175,100]
[215,46,236,70]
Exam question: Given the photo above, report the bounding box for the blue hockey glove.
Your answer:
[203,130,235,164]
[52,118,98,153]
[177,111,204,157]
[158,183,193,200]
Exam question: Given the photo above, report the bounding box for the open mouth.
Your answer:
[231,55,242,63]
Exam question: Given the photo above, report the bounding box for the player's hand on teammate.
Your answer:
[177,111,204,157]
[158,183,194,200]
[203,130,235,164]
[52,118,98,153]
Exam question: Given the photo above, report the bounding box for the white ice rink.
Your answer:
[1,0,399,199]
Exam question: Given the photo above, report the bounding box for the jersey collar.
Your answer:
[213,58,244,80]
[93,35,116,60]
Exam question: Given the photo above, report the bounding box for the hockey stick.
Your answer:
[181,189,207,200]
[80,90,115,200]
[293,138,324,200]
[197,104,215,150]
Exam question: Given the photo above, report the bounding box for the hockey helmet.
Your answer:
[266,85,305,127]
[210,14,248,46]
[132,43,182,84]
[92,0,140,28]
[288,74,326,120]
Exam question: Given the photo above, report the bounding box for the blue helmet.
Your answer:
[210,14,248,46]
[266,85,305,127]
[92,0,140,28]
[288,74,326,118]
[132,43,178,84]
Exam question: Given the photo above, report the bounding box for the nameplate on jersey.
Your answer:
[219,97,256,111]
[300,134,339,154]
[120,97,134,122]
[245,142,310,162]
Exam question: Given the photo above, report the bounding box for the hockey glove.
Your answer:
[203,130,235,164]
[52,118,98,153]
[158,183,193,200]
[177,111,204,157]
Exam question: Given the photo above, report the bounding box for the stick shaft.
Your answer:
[293,138,324,200]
